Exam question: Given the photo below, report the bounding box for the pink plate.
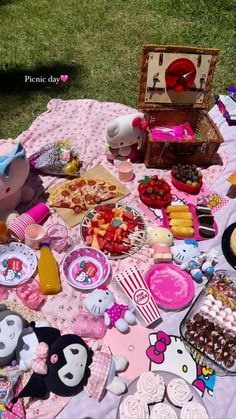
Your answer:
[144,264,194,310]
[62,246,111,290]
[162,204,218,241]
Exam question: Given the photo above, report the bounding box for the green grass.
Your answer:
[0,0,235,138]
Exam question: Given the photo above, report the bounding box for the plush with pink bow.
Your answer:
[105,112,148,165]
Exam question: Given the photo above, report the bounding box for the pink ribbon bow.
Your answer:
[31,342,49,375]
[132,116,148,131]
[146,331,171,363]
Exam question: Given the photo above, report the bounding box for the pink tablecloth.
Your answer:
[14,99,236,419]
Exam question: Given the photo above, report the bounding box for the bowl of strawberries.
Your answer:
[138,175,171,208]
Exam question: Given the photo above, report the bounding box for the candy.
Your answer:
[200,305,209,314]
[226,314,234,322]
[209,310,217,318]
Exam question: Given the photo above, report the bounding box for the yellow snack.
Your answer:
[166,205,188,213]
[169,212,192,220]
[169,219,193,227]
[171,226,194,237]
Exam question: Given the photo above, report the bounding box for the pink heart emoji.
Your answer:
[60,74,69,83]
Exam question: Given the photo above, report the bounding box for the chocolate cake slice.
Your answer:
[196,204,212,216]
[198,214,214,226]
[199,223,216,238]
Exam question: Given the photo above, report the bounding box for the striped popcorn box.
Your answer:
[8,213,35,241]
[115,265,161,326]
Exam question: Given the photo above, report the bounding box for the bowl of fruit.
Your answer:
[80,203,146,260]
[171,164,203,194]
[138,175,171,208]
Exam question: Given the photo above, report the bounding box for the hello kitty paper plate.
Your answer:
[62,246,111,290]
[145,264,194,310]
[0,242,37,286]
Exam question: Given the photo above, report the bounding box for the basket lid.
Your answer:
[137,45,219,111]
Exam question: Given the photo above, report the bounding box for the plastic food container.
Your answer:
[180,270,236,376]
[171,170,202,194]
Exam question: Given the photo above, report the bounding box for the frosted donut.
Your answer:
[137,372,165,404]
[151,402,177,419]
[180,401,209,419]
[166,378,192,408]
[119,394,149,419]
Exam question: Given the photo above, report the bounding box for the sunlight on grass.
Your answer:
[0,0,235,137]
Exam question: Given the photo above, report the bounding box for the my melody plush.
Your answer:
[105,112,148,164]
[172,238,214,282]
[12,323,128,403]
[0,139,34,225]
[147,226,173,263]
[83,285,137,333]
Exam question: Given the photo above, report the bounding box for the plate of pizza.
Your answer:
[48,177,120,213]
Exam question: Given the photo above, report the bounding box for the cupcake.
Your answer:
[137,372,165,404]
[119,394,149,419]
[180,401,209,419]
[150,402,177,418]
[166,378,192,408]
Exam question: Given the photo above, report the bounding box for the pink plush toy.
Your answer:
[83,285,137,333]
[0,140,34,225]
[105,112,148,165]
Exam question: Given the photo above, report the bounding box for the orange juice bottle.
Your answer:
[38,243,61,294]
[0,222,9,243]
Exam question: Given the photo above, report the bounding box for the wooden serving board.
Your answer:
[47,164,130,227]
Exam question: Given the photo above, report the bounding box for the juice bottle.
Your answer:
[38,243,61,294]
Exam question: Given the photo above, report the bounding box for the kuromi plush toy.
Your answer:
[13,323,128,402]
[105,112,148,165]
[83,285,137,333]
[0,139,34,224]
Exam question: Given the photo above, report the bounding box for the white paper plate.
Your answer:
[0,242,37,286]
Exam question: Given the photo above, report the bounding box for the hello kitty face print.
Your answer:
[2,257,22,282]
[75,261,98,285]
[83,287,115,316]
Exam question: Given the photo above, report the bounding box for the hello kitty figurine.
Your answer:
[105,112,148,165]
[83,286,137,333]
[147,226,173,263]
[0,139,34,225]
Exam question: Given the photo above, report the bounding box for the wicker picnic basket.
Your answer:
[138,45,224,168]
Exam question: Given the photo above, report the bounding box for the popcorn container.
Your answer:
[115,265,161,327]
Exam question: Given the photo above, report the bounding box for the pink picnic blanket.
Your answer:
[10,99,235,419]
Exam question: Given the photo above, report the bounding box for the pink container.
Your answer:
[24,224,47,250]
[8,213,35,241]
[74,312,107,339]
[118,161,134,182]
[25,203,50,224]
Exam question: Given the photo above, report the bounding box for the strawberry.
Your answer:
[151,175,158,181]
[123,211,134,221]
[97,238,106,250]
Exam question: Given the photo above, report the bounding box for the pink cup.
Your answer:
[118,161,134,182]
[24,224,47,250]
[8,213,35,241]
[25,203,50,224]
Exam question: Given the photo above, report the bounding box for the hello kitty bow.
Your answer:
[146,331,171,363]
[31,342,49,375]
[132,116,148,131]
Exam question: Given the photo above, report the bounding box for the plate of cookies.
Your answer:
[162,203,218,240]
[117,371,209,419]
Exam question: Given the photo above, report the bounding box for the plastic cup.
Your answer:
[118,161,134,182]
[25,203,50,224]
[24,224,47,250]
[8,214,35,241]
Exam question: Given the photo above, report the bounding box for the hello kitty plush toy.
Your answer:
[0,139,34,225]
[172,238,215,283]
[83,285,137,333]
[147,226,173,263]
[105,112,148,165]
